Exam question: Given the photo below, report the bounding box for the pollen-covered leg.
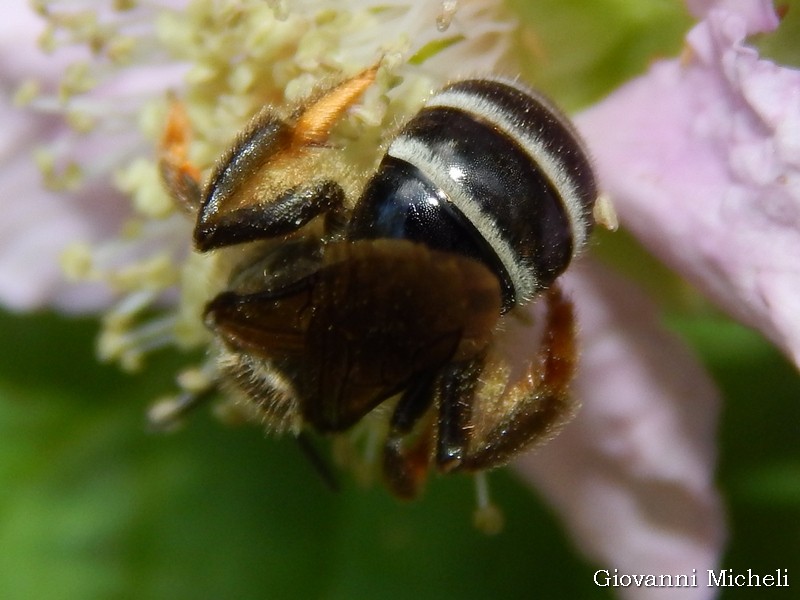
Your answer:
[291,64,379,148]
[193,64,379,251]
[435,284,579,473]
[159,96,203,213]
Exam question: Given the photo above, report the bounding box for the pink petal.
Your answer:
[0,140,121,312]
[516,264,725,600]
[685,0,779,30]
[0,0,187,312]
[0,2,123,311]
[576,0,800,367]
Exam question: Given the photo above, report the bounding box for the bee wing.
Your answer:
[204,277,315,359]
[303,240,501,430]
[204,239,502,432]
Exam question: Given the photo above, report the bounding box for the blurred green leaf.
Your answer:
[673,315,800,599]
[2,304,799,600]
[510,0,693,110]
[754,0,800,68]
[0,310,610,600]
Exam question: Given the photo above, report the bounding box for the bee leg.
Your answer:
[194,65,380,251]
[295,431,340,492]
[194,179,346,250]
[435,356,484,472]
[159,96,203,213]
[436,284,578,473]
[290,64,379,148]
[382,372,439,499]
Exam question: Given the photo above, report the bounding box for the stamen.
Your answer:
[147,362,220,431]
[177,365,216,394]
[33,148,83,191]
[115,158,176,219]
[98,313,179,371]
[472,472,505,534]
[436,0,459,32]
[13,80,41,107]
[594,192,619,231]
[104,289,159,327]
[147,390,209,432]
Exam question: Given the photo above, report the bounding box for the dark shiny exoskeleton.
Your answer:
[350,79,596,309]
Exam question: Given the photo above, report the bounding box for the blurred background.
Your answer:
[1,0,799,598]
[0,308,798,599]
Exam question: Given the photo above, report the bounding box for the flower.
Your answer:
[577,0,800,368]
[517,264,724,600]
[0,1,130,311]
[9,0,797,598]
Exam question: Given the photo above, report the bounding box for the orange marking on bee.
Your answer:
[292,64,379,148]
[160,96,202,184]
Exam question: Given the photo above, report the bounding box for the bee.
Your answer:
[158,65,598,500]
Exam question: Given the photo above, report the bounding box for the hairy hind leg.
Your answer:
[435,284,579,473]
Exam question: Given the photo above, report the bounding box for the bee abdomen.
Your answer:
[349,78,597,308]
